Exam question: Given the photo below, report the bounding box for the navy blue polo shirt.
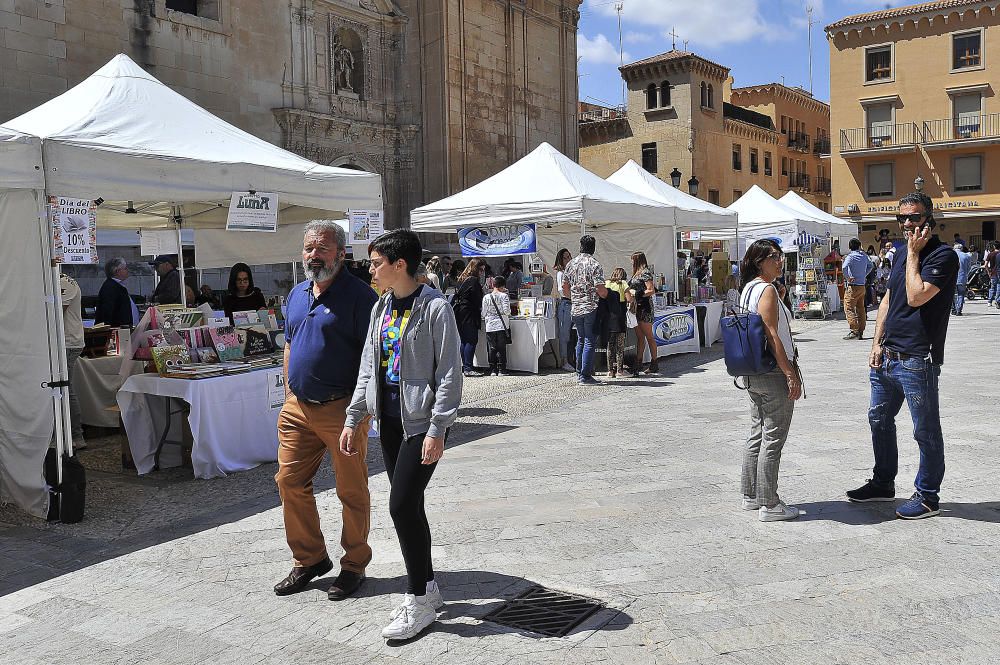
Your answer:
[285,270,378,402]
[881,236,958,365]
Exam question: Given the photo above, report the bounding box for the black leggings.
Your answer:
[379,416,438,595]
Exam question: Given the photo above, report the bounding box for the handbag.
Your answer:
[721,282,777,386]
[625,309,638,329]
[489,294,512,344]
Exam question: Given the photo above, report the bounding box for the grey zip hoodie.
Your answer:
[345,286,463,439]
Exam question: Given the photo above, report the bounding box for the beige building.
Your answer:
[0,0,582,230]
[579,50,832,212]
[827,0,999,250]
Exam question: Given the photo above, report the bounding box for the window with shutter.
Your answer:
[867,103,893,142]
[866,163,894,197]
[953,94,982,136]
[953,155,982,191]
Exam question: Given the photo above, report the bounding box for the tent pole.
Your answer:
[291,261,297,284]
[173,206,187,307]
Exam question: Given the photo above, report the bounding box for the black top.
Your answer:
[95,278,133,327]
[151,268,181,305]
[223,288,266,319]
[451,277,484,330]
[603,288,628,333]
[380,286,423,419]
[881,236,959,365]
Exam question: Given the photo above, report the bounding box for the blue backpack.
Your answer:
[722,282,777,385]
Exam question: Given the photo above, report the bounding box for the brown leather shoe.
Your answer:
[273,556,333,596]
[327,570,366,600]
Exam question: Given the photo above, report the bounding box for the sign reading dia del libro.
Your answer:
[49,196,98,264]
[226,192,278,232]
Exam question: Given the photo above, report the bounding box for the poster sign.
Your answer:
[349,209,370,245]
[681,230,701,242]
[458,224,537,257]
[49,196,98,264]
[267,369,286,410]
[139,229,179,257]
[367,210,384,240]
[737,222,798,257]
[226,192,278,232]
[652,308,696,346]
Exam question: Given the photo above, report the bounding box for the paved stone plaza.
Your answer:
[1,302,999,664]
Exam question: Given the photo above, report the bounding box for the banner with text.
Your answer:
[347,209,385,247]
[227,192,278,232]
[458,224,537,257]
[49,196,98,264]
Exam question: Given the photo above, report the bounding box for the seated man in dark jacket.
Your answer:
[95,257,137,327]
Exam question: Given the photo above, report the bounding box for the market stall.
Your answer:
[0,54,382,516]
[647,303,700,360]
[474,315,556,373]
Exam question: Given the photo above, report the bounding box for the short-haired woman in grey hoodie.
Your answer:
[340,230,463,641]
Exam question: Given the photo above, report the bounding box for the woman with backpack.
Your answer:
[451,258,487,377]
[739,239,802,522]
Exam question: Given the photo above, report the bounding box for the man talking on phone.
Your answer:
[845,192,958,519]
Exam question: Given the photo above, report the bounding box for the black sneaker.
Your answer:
[846,479,895,503]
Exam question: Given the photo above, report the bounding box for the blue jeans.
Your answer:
[457,320,479,371]
[572,310,598,379]
[556,299,573,365]
[953,283,967,314]
[868,356,945,502]
[988,274,1000,303]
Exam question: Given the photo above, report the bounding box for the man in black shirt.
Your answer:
[846,192,958,520]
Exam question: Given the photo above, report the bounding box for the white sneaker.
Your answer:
[741,496,759,511]
[381,593,437,640]
[561,363,576,372]
[425,580,444,610]
[759,502,800,522]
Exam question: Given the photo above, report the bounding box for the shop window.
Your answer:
[646,83,658,110]
[953,31,981,69]
[865,45,892,82]
[732,144,742,171]
[953,155,983,191]
[700,82,708,108]
[732,190,743,204]
[764,151,772,176]
[659,81,671,107]
[866,162,894,197]
[708,189,720,205]
[641,142,657,174]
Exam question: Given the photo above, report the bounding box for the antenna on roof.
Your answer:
[807,5,815,94]
[670,26,679,50]
[616,2,625,108]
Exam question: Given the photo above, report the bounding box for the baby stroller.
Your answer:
[967,264,990,299]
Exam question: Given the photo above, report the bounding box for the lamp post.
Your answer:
[914,175,925,191]
[687,175,699,197]
[669,167,682,188]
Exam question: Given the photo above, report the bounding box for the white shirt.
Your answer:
[555,270,567,297]
[741,278,795,363]
[482,291,510,333]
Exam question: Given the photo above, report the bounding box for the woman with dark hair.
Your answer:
[451,258,487,377]
[629,251,658,375]
[223,262,266,319]
[738,239,802,522]
[552,248,575,371]
[443,259,465,292]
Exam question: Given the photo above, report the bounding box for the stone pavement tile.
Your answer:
[0,586,54,617]
[0,612,33,635]
[127,627,235,664]
[69,609,166,646]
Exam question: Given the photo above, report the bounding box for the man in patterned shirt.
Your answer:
[564,235,607,385]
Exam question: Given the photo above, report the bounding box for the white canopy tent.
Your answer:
[410,142,677,286]
[0,55,382,518]
[728,185,831,255]
[779,191,858,248]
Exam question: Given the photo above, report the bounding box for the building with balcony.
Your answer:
[827,0,1000,250]
[579,50,832,212]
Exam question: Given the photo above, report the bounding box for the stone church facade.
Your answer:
[0,0,582,230]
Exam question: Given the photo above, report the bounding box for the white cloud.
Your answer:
[577,33,630,65]
[587,0,773,47]
[625,31,654,44]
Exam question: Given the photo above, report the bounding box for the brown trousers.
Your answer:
[275,394,371,572]
[844,285,867,335]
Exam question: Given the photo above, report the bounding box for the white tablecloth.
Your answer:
[74,355,142,428]
[696,301,724,347]
[118,369,283,478]
[474,317,555,373]
[644,305,700,361]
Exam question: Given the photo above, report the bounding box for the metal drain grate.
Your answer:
[482,585,603,637]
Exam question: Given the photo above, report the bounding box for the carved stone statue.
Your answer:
[333,36,356,93]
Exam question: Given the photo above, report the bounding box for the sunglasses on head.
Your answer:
[896,213,925,223]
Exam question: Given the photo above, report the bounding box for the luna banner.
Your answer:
[458,224,537,257]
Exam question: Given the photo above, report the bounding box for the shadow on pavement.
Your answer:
[794,500,1000,524]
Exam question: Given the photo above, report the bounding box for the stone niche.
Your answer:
[331,25,365,99]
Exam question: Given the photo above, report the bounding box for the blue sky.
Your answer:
[577,0,913,106]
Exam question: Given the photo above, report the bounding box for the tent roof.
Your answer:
[607,160,737,230]
[0,54,381,219]
[728,185,827,230]
[0,128,43,190]
[409,142,670,231]
[779,191,856,229]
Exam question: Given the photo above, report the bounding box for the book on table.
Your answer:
[151,345,191,374]
[209,326,245,361]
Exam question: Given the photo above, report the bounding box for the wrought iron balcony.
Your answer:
[579,105,626,124]
[789,173,811,190]
[787,132,811,152]
[813,137,831,155]
[839,123,920,152]
[921,114,1000,144]
[815,176,831,194]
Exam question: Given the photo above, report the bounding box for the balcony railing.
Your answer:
[789,173,811,190]
[813,137,831,155]
[815,176,832,194]
[579,105,626,123]
[840,123,920,151]
[922,114,1000,143]
[788,132,811,151]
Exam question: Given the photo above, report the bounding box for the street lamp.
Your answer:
[687,175,699,197]
[669,167,682,188]
[914,175,925,191]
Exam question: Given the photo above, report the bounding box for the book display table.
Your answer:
[117,368,284,479]
[643,304,700,361]
[474,316,556,373]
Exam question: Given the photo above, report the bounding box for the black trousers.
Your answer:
[486,330,508,371]
[379,416,438,595]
